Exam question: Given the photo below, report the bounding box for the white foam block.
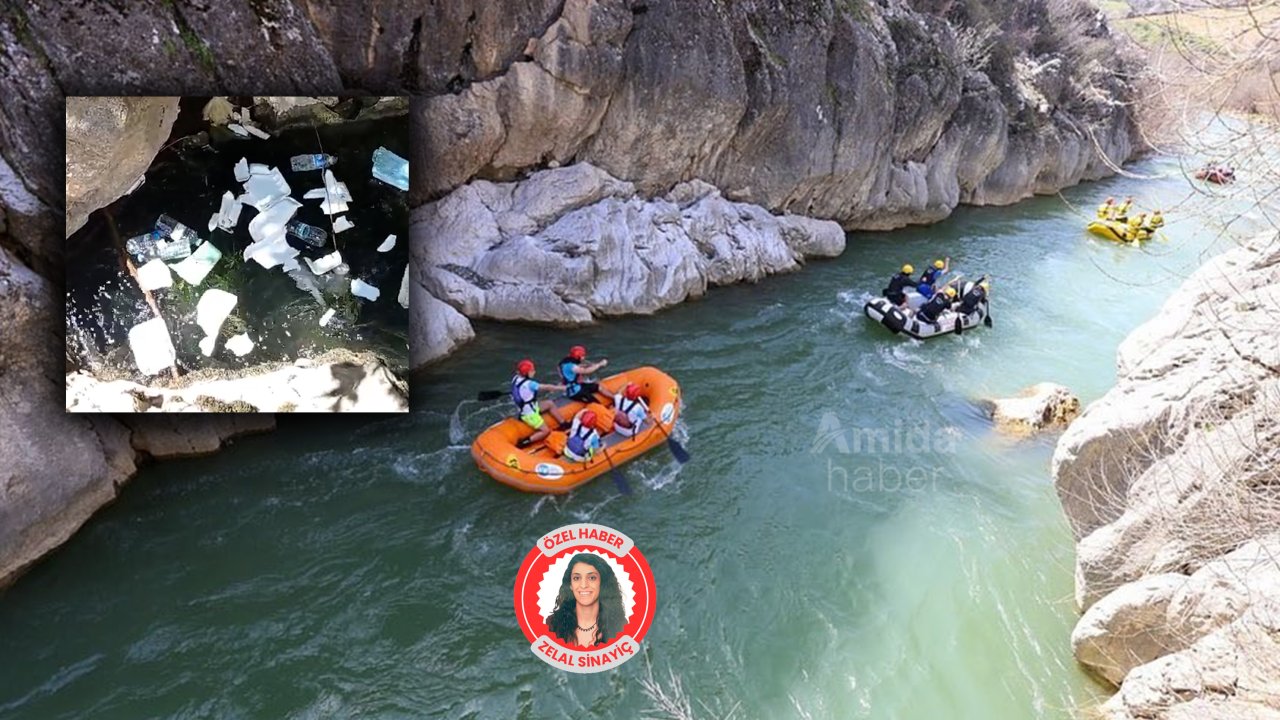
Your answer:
[319,308,336,327]
[225,333,255,357]
[136,259,172,291]
[320,198,349,215]
[305,250,344,275]
[303,188,327,200]
[398,264,409,309]
[196,289,238,338]
[351,278,380,301]
[247,196,301,244]
[170,242,222,286]
[234,157,250,182]
[323,170,353,202]
[249,163,271,176]
[199,335,217,357]
[128,317,176,376]
[239,168,292,211]
[243,124,270,139]
[377,234,396,252]
[227,123,249,137]
[216,191,242,231]
[333,216,354,233]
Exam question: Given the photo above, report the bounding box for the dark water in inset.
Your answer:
[65,115,411,377]
[7,146,1271,718]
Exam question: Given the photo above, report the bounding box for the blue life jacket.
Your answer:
[565,423,597,460]
[921,267,942,285]
[918,282,935,299]
[558,357,582,397]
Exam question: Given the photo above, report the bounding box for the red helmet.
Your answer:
[568,345,587,361]
[516,359,535,376]
[623,383,641,400]
[580,410,597,428]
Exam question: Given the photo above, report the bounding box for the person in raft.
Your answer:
[512,359,568,450]
[955,279,990,315]
[612,382,650,437]
[917,285,957,324]
[883,264,917,307]
[545,553,627,648]
[1097,196,1115,219]
[558,345,609,402]
[916,258,950,299]
[1114,196,1135,222]
[563,409,603,462]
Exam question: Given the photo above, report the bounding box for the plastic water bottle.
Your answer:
[290,153,337,172]
[153,215,197,261]
[286,220,328,248]
[125,231,164,261]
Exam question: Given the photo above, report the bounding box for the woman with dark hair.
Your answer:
[545,553,627,648]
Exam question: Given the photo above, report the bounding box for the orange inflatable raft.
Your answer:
[470,366,682,493]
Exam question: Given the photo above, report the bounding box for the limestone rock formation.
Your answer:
[409,163,846,363]
[1053,233,1280,717]
[987,382,1081,436]
[65,97,181,238]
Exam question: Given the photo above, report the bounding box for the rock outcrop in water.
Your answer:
[986,382,1081,436]
[1052,232,1280,719]
[408,163,846,365]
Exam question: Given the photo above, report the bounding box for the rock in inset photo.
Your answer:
[64,96,412,413]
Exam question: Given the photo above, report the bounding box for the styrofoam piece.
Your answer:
[227,123,249,137]
[196,288,238,339]
[351,278,380,301]
[136,259,172,291]
[398,264,409,309]
[217,191,242,231]
[371,146,409,191]
[239,168,292,211]
[243,124,270,139]
[128,317,175,375]
[247,196,301,243]
[281,257,300,272]
[170,242,222,285]
[234,157,250,182]
[319,308,336,327]
[199,335,217,357]
[305,250,343,275]
[225,333,255,357]
[302,188,327,200]
[245,238,300,270]
[249,163,271,176]
[333,216,354,233]
[323,170,352,202]
[377,234,396,252]
[320,198,348,215]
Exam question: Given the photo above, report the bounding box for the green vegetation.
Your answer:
[180,27,215,72]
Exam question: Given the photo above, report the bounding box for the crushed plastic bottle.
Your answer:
[371,146,408,191]
[286,220,328,248]
[125,230,164,261]
[290,153,338,172]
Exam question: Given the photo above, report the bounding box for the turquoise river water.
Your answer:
[0,151,1267,719]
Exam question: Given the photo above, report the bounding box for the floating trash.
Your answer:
[234,157,249,182]
[227,123,249,138]
[351,278,380,301]
[128,317,175,375]
[377,234,396,252]
[286,219,328,248]
[398,265,409,309]
[225,333,255,357]
[170,242,222,286]
[371,146,408,191]
[305,250,344,275]
[290,153,337,172]
[319,308,336,327]
[136,259,172,291]
[333,216,354,233]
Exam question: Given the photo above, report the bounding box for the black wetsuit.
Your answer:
[883,272,916,305]
[957,285,987,315]
[916,292,952,323]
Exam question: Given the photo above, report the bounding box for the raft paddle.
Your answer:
[651,417,690,464]
[600,447,632,495]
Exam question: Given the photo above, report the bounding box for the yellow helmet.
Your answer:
[933,259,945,269]
[944,286,957,298]
[902,264,914,274]
[979,281,990,292]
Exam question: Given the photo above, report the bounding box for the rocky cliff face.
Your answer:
[1052,233,1280,719]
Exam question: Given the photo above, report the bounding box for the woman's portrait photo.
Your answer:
[539,552,633,648]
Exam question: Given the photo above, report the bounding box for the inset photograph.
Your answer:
[64,96,410,413]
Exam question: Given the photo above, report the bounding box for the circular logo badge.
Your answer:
[513,523,656,673]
